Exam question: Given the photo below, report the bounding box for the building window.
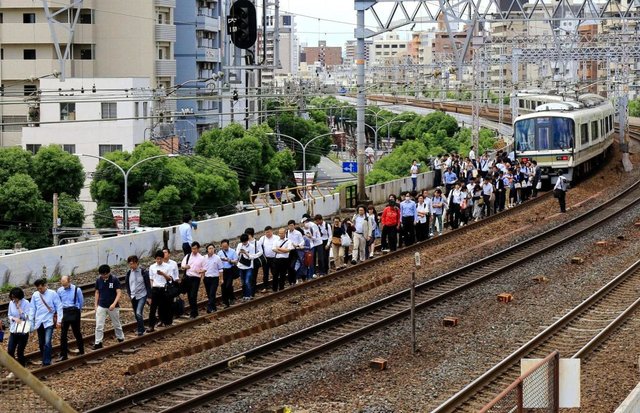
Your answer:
[1,49,3,60]
[143,102,148,118]
[101,102,117,119]
[2,116,27,132]
[24,49,36,60]
[0,13,3,24]
[62,144,76,154]
[24,85,37,96]
[78,9,93,24]
[99,144,123,157]
[26,144,42,154]
[282,15,291,26]
[60,102,76,121]
[80,47,93,60]
[23,13,36,23]
[134,102,140,118]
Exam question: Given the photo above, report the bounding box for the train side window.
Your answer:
[519,99,525,109]
[591,121,598,141]
[581,123,589,145]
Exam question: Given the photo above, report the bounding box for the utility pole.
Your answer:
[355,0,369,203]
[52,193,59,246]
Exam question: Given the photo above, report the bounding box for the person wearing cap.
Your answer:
[553,175,569,213]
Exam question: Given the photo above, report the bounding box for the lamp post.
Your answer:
[347,119,406,160]
[77,153,179,231]
[266,132,334,197]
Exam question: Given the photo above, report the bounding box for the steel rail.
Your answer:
[85,180,640,413]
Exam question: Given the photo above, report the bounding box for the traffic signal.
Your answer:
[227,0,257,50]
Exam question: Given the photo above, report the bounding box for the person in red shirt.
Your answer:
[381,194,401,252]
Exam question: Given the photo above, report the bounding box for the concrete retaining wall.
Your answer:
[0,194,341,287]
[615,380,640,413]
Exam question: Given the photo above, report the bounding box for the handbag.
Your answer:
[164,280,181,298]
[11,319,31,334]
[62,286,80,323]
[536,181,542,190]
[340,233,351,247]
[331,236,342,246]
[239,255,251,267]
[303,250,314,267]
[253,241,267,268]
[514,182,521,188]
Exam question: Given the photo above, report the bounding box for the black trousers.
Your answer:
[221,268,235,306]
[60,313,84,357]
[482,194,492,217]
[557,190,566,212]
[8,333,29,366]
[150,287,172,326]
[448,203,460,229]
[203,277,219,312]
[401,216,415,246]
[181,242,191,256]
[415,221,429,241]
[381,225,398,251]
[261,257,275,288]
[186,277,200,318]
[273,257,289,291]
[315,243,328,275]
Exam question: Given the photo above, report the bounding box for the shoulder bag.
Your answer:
[222,250,240,279]
[62,287,81,323]
[340,233,352,247]
[39,293,57,326]
[253,240,267,269]
[9,302,31,335]
[164,280,181,298]
[180,253,191,294]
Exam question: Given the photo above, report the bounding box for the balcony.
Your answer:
[155,59,176,77]
[155,24,176,42]
[155,0,176,7]
[196,47,220,63]
[196,14,220,32]
[0,23,94,44]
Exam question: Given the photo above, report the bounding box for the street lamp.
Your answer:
[266,132,334,198]
[77,153,179,231]
[347,119,406,160]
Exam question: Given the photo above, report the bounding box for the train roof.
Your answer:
[515,91,610,111]
[515,99,614,122]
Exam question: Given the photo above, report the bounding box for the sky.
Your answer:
[275,1,359,48]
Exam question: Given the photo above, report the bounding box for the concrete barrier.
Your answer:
[615,380,640,413]
[339,171,435,208]
[0,193,341,287]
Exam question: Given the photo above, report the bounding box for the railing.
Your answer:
[480,351,560,413]
[249,184,337,215]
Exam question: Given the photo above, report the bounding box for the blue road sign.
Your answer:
[342,161,357,173]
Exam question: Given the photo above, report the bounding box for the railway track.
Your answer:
[85,181,640,413]
[22,191,550,379]
[434,256,640,412]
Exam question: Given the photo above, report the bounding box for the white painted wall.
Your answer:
[339,171,435,208]
[0,193,341,287]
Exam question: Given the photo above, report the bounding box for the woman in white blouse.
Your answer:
[415,194,431,241]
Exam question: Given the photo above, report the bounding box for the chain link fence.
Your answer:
[0,347,76,412]
[481,351,560,413]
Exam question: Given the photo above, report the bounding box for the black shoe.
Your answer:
[117,338,124,343]
[137,332,144,337]
[351,260,357,265]
[57,356,68,362]
[224,304,230,309]
[92,343,103,350]
[78,351,85,356]
[145,328,155,333]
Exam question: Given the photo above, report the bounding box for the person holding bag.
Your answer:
[330,216,346,270]
[56,275,85,361]
[29,278,62,366]
[7,287,31,374]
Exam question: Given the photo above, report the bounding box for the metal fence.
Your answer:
[0,347,76,412]
[480,351,560,413]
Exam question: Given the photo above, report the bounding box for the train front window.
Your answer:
[515,117,574,151]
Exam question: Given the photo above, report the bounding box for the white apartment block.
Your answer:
[22,78,154,225]
[370,33,410,67]
[258,12,298,88]
[0,0,176,148]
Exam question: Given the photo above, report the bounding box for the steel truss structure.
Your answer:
[42,0,84,81]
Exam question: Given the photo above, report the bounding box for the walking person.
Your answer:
[57,275,85,360]
[410,159,419,192]
[431,188,447,236]
[148,251,175,331]
[181,241,206,318]
[351,205,370,264]
[399,192,417,246]
[203,243,223,313]
[330,217,346,270]
[381,196,401,252]
[554,175,569,213]
[272,228,293,291]
[482,177,494,217]
[258,226,277,291]
[29,278,62,366]
[93,265,125,349]
[6,287,31,374]
[366,205,379,258]
[314,214,332,275]
[236,233,261,300]
[178,214,195,256]
[531,160,542,197]
[415,194,431,241]
[301,216,321,278]
[218,239,238,308]
[124,255,151,337]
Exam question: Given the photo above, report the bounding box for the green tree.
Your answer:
[0,147,32,183]
[57,193,85,229]
[371,140,430,178]
[365,169,399,185]
[0,174,51,248]
[31,145,84,201]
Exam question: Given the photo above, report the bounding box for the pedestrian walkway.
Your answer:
[313,156,356,187]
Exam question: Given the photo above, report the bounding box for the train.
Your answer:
[513,92,615,183]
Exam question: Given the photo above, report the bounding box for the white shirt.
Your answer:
[149,262,171,288]
[203,254,224,277]
[236,241,261,270]
[274,238,293,259]
[304,222,322,247]
[469,149,476,160]
[482,182,494,195]
[178,222,192,244]
[259,234,278,258]
[554,177,568,192]
[353,214,367,234]
[450,188,464,204]
[416,200,432,223]
[316,221,331,241]
[287,228,304,248]
[410,164,418,178]
[164,259,179,281]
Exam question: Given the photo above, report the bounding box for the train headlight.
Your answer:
[555,155,569,161]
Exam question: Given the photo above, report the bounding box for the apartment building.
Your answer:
[256,12,299,88]
[0,0,176,147]
[302,41,342,68]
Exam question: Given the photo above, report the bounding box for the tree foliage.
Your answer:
[0,174,51,248]
[0,147,32,183]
